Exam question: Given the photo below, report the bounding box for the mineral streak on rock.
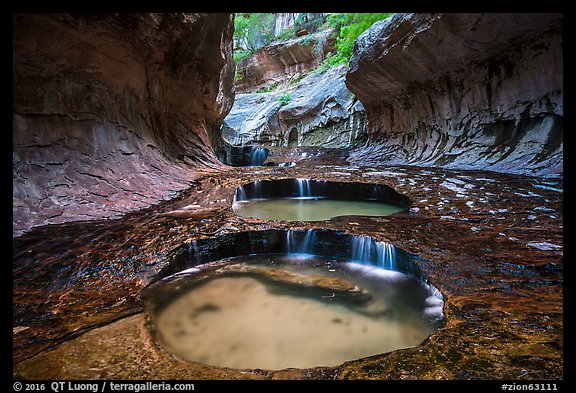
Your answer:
[13,13,235,237]
[346,13,563,177]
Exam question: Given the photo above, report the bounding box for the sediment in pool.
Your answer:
[143,230,444,370]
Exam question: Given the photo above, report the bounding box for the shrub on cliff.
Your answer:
[279,92,292,106]
[317,13,393,71]
[234,13,276,52]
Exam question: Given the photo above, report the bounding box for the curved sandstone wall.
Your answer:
[13,13,234,237]
[345,13,563,177]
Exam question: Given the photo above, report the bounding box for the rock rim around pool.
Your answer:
[142,248,444,370]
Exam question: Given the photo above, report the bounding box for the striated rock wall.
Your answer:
[346,13,563,177]
[13,13,235,237]
[223,65,367,148]
[274,13,299,35]
[235,29,335,93]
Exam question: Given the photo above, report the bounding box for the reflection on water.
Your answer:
[155,254,443,370]
[232,198,406,221]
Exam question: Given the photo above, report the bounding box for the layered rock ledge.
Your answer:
[235,28,335,93]
[346,13,563,177]
[13,13,234,237]
[13,159,563,379]
[223,66,367,148]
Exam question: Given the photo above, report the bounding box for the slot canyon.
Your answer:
[13,13,563,381]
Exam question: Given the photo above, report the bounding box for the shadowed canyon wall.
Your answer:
[346,13,563,177]
[13,13,235,237]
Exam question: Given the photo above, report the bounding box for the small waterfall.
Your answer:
[370,184,379,200]
[375,240,396,270]
[250,147,267,166]
[235,186,247,202]
[286,230,296,254]
[254,180,262,197]
[191,240,202,265]
[296,179,312,198]
[351,235,372,262]
[350,235,395,270]
[300,229,314,254]
[286,229,315,255]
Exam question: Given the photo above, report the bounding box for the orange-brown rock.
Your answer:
[13,158,563,379]
[13,13,235,237]
[235,29,335,93]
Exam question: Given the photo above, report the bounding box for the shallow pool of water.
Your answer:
[154,254,443,370]
[232,198,406,221]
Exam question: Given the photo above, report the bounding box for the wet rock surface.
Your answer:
[13,13,235,238]
[12,11,563,381]
[346,13,563,177]
[13,153,563,379]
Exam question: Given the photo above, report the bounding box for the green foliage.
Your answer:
[326,13,393,66]
[279,92,292,106]
[256,81,282,93]
[273,28,295,42]
[289,74,306,86]
[294,13,325,34]
[233,50,254,64]
[312,57,334,74]
[233,13,275,80]
[300,36,315,46]
[234,68,243,81]
[232,13,393,79]
[325,13,354,31]
[234,13,276,52]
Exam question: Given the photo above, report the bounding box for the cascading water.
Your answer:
[285,229,315,256]
[191,240,201,265]
[284,230,397,271]
[351,235,396,270]
[370,184,380,200]
[147,229,445,370]
[234,185,247,203]
[217,146,268,167]
[251,147,268,166]
[296,178,312,198]
[232,179,409,222]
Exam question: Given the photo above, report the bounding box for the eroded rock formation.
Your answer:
[13,13,235,237]
[12,12,564,380]
[274,13,299,35]
[223,65,367,149]
[346,13,563,177]
[235,29,335,93]
[13,161,563,377]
